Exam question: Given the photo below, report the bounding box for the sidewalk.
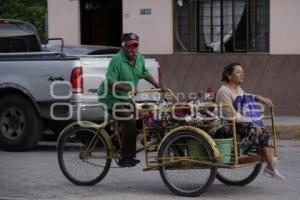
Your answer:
[263,116,300,139]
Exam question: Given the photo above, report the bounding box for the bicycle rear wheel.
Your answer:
[216,163,262,186]
[57,126,111,185]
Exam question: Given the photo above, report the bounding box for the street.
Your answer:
[0,140,300,200]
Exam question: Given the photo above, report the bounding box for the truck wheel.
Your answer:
[0,95,44,151]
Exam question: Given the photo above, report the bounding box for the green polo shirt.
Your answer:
[98,50,150,110]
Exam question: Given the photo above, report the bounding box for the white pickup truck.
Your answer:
[0,19,160,150]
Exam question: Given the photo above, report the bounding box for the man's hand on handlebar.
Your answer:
[132,88,139,96]
[159,83,168,92]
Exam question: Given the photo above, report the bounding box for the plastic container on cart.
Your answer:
[214,138,233,164]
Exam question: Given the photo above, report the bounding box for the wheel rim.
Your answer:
[160,134,214,194]
[59,129,110,183]
[0,108,26,140]
[217,163,261,184]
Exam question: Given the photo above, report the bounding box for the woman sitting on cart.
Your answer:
[216,63,286,180]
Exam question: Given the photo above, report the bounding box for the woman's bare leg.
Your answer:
[262,147,275,171]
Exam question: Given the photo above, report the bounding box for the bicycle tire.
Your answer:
[57,126,111,186]
[216,163,262,186]
[158,131,217,197]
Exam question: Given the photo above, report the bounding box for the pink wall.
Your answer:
[270,0,300,54]
[46,0,300,54]
[47,0,81,45]
[123,0,173,54]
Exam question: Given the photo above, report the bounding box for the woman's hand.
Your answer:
[256,95,273,107]
[261,97,273,107]
[254,124,263,134]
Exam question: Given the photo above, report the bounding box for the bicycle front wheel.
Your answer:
[57,126,111,186]
[158,131,217,197]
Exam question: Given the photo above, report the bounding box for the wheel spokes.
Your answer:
[58,128,111,185]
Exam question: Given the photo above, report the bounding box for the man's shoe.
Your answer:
[263,167,286,180]
[117,158,140,167]
[131,158,140,165]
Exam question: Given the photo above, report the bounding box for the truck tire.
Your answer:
[0,94,44,151]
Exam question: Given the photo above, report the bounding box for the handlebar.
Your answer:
[128,88,179,107]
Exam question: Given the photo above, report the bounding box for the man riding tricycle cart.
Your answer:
[57,88,281,197]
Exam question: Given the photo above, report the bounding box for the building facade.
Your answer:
[47,0,300,115]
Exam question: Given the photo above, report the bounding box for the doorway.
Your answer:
[80,0,122,46]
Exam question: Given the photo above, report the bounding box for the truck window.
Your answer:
[0,20,41,52]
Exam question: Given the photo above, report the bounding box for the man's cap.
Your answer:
[121,33,139,46]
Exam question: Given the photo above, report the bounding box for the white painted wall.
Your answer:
[270,0,300,54]
[47,0,80,45]
[123,0,173,54]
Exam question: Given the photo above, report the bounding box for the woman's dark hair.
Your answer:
[222,62,241,82]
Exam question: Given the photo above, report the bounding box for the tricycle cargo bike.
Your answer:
[57,89,279,196]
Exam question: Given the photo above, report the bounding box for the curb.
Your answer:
[266,125,300,140]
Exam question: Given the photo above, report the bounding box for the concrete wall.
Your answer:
[46,0,300,54]
[47,0,81,45]
[123,0,173,54]
[270,0,300,54]
[149,53,300,116]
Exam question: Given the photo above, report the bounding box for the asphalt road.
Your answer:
[0,140,300,200]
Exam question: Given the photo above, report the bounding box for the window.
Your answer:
[0,21,41,52]
[175,0,269,52]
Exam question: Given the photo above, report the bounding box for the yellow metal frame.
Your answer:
[159,126,221,160]
[57,121,115,158]
[128,88,179,103]
[57,88,279,171]
[129,88,278,170]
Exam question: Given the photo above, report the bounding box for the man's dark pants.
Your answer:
[110,104,137,159]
